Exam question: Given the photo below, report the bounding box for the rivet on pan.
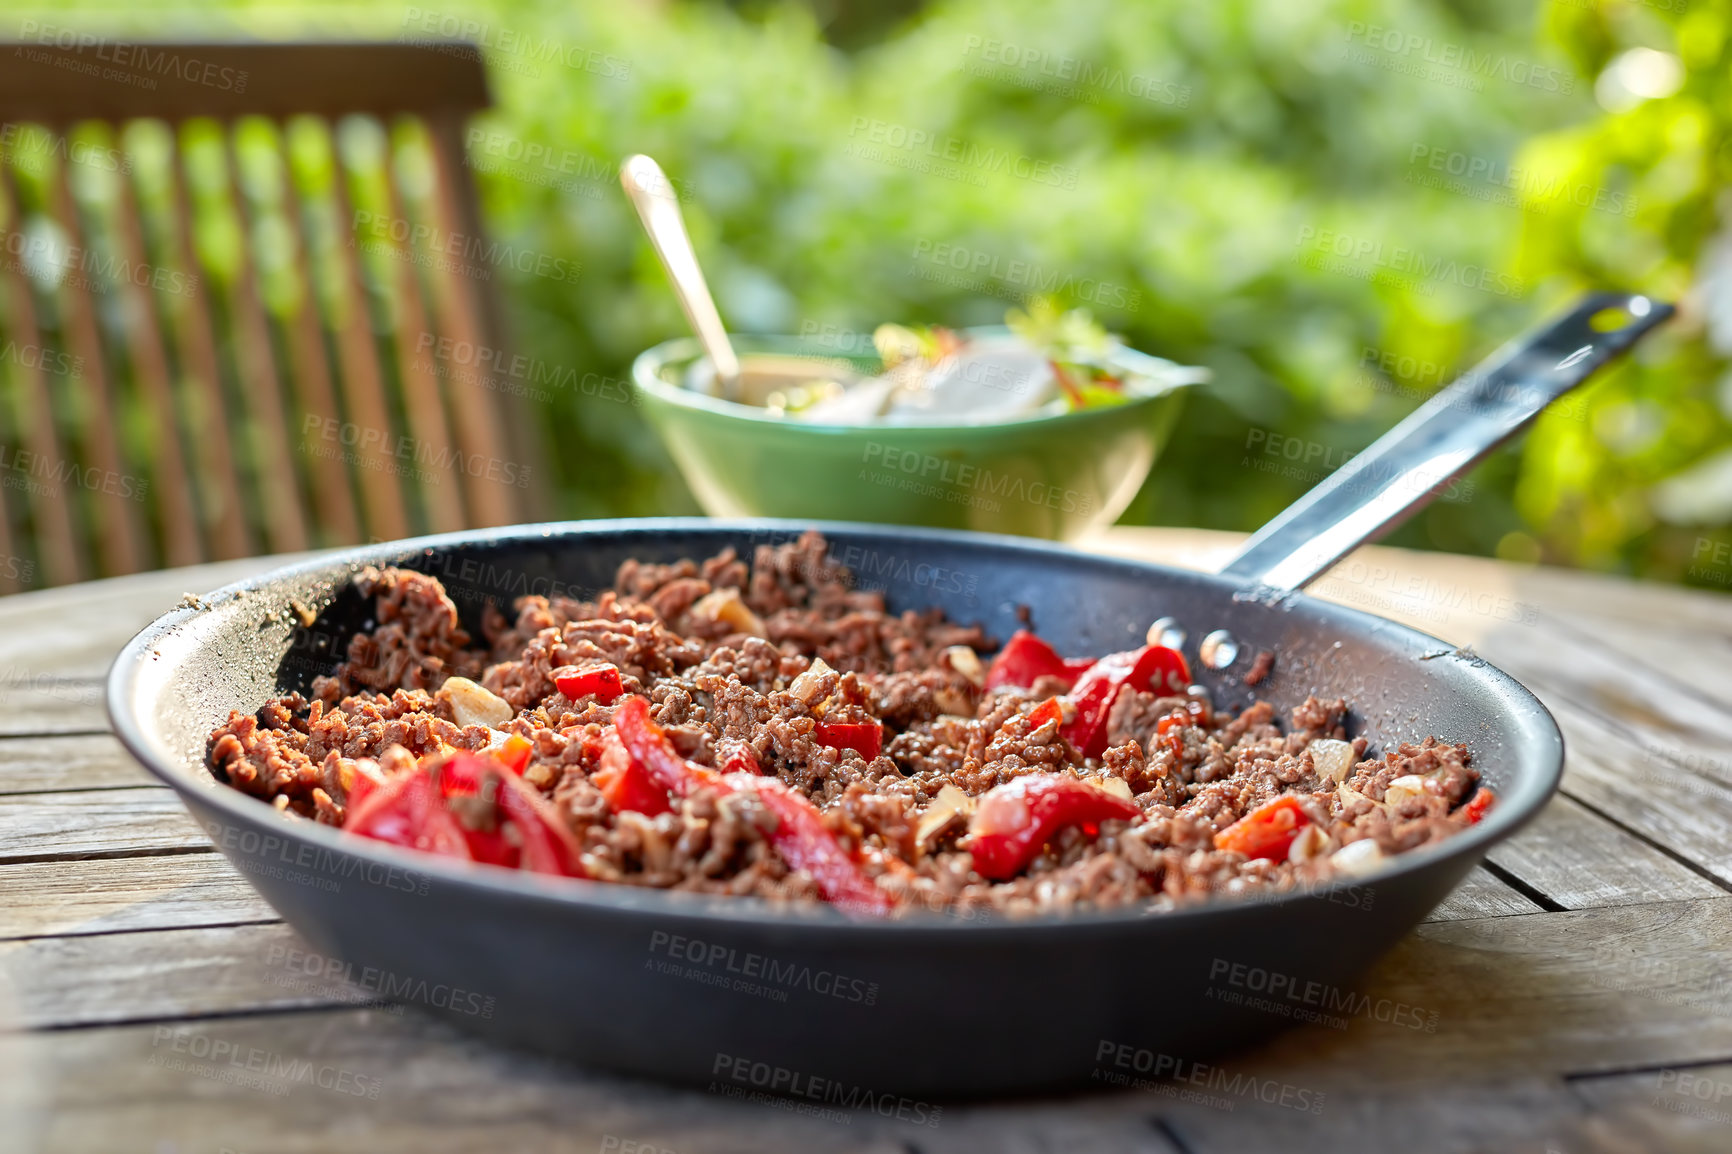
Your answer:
[1199,630,1239,670]
[1147,616,1185,650]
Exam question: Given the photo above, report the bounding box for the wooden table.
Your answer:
[3,528,1731,1153]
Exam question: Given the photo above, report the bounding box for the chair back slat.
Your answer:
[46,161,149,576]
[423,115,525,527]
[0,170,85,585]
[107,135,203,568]
[164,133,253,561]
[0,42,530,588]
[374,128,465,534]
[322,125,411,542]
[273,121,361,547]
[217,131,309,554]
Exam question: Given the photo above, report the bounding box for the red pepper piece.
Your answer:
[343,768,408,835]
[966,774,1140,881]
[1050,359,1086,408]
[591,734,673,817]
[1062,645,1192,759]
[613,697,889,915]
[494,769,588,877]
[1214,796,1311,861]
[813,719,883,761]
[346,768,382,813]
[436,752,518,867]
[495,734,533,774]
[726,771,892,916]
[718,739,763,777]
[983,630,1095,691]
[1461,787,1496,824]
[554,663,625,704]
[989,697,1066,748]
[613,695,724,796]
[346,768,471,860]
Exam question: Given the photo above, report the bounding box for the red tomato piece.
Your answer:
[1213,796,1312,861]
[717,739,763,776]
[591,734,673,816]
[346,768,471,861]
[1062,645,1192,758]
[612,697,889,915]
[554,663,625,704]
[613,695,723,796]
[813,720,883,761]
[494,770,588,877]
[495,734,533,774]
[966,774,1140,881]
[436,752,519,867]
[983,630,1095,691]
[1461,787,1496,824]
[726,771,891,916]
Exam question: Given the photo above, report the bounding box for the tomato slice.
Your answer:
[591,734,673,816]
[554,664,625,704]
[728,771,892,916]
[1063,645,1192,758]
[1461,787,1496,824]
[1213,796,1311,861]
[813,720,883,761]
[613,695,723,795]
[966,774,1140,881]
[983,631,1095,691]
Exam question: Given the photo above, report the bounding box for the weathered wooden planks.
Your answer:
[0,733,158,795]
[0,853,273,940]
[1424,865,1542,921]
[0,788,210,861]
[2,922,360,1030]
[1486,793,1727,909]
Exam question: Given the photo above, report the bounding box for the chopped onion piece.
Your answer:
[788,657,835,705]
[690,588,767,637]
[944,645,985,687]
[915,784,976,852]
[1385,774,1430,807]
[1331,838,1386,877]
[1309,738,1355,784]
[438,677,513,730]
[933,687,973,716]
[1094,776,1135,801]
[1288,824,1335,863]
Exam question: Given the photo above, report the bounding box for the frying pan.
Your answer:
[107,292,1669,1097]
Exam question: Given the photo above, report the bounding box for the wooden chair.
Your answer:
[0,41,546,592]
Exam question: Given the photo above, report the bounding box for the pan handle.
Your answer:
[1217,291,1674,593]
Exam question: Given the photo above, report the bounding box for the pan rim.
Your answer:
[105,516,1564,936]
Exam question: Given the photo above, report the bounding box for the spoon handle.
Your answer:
[620,155,741,395]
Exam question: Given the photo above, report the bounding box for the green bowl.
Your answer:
[630,332,1201,541]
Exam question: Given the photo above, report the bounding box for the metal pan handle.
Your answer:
[1218,291,1674,593]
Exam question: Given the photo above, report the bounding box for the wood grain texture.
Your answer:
[0,42,492,122]
[1,922,361,1029]
[0,852,273,940]
[0,1005,1721,1154]
[0,679,106,736]
[0,787,209,861]
[1423,865,1542,921]
[0,733,157,794]
[1486,793,1728,909]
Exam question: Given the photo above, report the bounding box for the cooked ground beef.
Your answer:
[208,530,1487,918]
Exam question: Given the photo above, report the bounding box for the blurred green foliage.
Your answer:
[23,0,1731,585]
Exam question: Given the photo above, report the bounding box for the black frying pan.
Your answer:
[107,293,1668,1097]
